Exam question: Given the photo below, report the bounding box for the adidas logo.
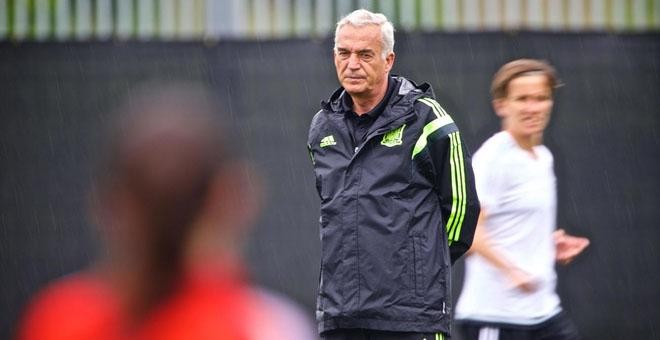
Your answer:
[320,135,337,148]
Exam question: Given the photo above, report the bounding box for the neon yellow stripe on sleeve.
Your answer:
[411,115,454,159]
[413,98,454,159]
[415,98,467,245]
[446,132,467,243]
[418,97,450,118]
[445,132,461,241]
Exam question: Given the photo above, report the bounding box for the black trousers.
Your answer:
[321,329,447,340]
[456,312,580,340]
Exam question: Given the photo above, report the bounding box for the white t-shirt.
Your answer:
[455,131,561,325]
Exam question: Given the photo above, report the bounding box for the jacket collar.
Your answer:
[321,75,434,120]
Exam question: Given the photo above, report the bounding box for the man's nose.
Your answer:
[348,54,361,69]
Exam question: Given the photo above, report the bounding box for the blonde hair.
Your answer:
[491,59,560,99]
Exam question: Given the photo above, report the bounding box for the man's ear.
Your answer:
[385,52,395,72]
[492,98,507,119]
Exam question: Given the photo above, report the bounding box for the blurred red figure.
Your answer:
[17,85,314,340]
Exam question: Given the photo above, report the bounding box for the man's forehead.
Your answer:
[338,23,380,35]
[336,25,382,49]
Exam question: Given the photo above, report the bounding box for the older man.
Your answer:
[307,9,480,340]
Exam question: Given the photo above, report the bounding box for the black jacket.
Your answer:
[307,76,479,335]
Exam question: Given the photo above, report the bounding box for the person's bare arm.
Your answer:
[468,210,538,292]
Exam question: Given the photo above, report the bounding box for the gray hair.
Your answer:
[334,9,395,59]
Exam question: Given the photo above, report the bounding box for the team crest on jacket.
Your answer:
[320,135,337,147]
[381,124,405,147]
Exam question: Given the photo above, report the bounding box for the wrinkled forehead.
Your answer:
[335,24,383,50]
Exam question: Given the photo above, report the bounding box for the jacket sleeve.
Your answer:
[415,98,480,264]
[307,110,323,167]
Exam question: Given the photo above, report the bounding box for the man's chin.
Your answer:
[342,84,366,96]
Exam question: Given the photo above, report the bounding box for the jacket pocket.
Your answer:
[316,173,334,204]
[318,213,327,312]
[315,173,323,200]
[412,236,425,297]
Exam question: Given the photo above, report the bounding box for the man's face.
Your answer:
[334,24,394,99]
[495,74,554,140]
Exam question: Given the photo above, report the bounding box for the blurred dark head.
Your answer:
[94,83,230,252]
[89,83,247,315]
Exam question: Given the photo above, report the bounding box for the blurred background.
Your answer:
[1,0,659,339]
